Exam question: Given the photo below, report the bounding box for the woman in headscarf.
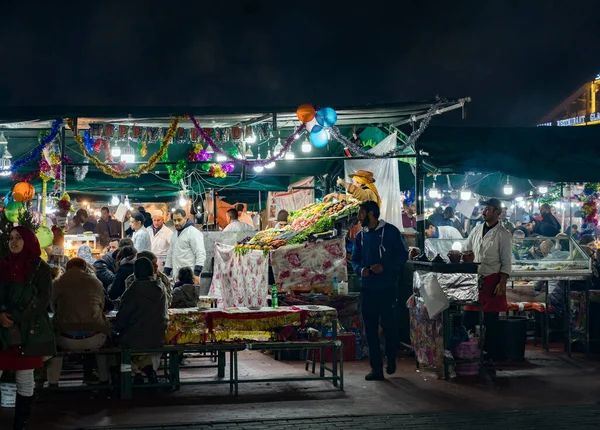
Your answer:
[0,226,55,430]
[323,170,380,205]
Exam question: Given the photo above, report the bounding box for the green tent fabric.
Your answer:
[418,125,600,182]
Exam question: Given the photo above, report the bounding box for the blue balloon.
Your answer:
[315,107,337,128]
[4,191,13,206]
[310,125,329,148]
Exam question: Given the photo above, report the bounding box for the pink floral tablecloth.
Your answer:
[209,242,269,307]
[271,238,347,291]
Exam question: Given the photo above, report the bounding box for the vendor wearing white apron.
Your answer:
[147,210,173,269]
[462,198,512,361]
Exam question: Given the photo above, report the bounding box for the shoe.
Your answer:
[365,371,384,381]
[142,365,159,385]
[13,394,33,430]
[386,359,397,375]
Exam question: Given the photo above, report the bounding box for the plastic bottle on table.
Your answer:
[271,285,278,308]
[332,276,338,294]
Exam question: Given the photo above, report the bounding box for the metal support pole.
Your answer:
[60,127,67,195]
[415,146,425,250]
[212,188,217,231]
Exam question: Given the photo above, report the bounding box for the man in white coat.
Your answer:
[148,210,173,269]
[164,208,206,284]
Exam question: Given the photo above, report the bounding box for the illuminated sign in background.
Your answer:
[538,113,600,127]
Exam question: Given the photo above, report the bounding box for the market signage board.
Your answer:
[538,112,600,127]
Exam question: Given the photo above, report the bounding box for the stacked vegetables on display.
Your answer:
[234,199,359,254]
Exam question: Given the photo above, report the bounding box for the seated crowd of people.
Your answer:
[43,238,201,388]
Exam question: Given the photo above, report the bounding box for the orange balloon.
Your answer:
[12,182,35,203]
[296,104,316,123]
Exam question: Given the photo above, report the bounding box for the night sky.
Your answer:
[0,1,597,127]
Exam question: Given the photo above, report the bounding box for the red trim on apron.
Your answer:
[464,272,507,312]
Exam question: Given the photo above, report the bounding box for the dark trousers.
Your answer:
[361,289,397,373]
[462,311,500,360]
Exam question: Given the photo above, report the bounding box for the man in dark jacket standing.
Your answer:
[352,201,408,381]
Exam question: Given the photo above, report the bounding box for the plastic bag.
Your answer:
[419,274,449,318]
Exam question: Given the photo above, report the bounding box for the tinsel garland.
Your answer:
[329,99,444,158]
[10,119,63,172]
[580,182,600,236]
[68,116,181,179]
[10,170,40,182]
[73,159,89,181]
[189,115,304,167]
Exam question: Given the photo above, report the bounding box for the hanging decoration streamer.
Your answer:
[189,115,304,167]
[580,183,600,236]
[10,170,40,183]
[68,116,181,179]
[10,119,63,172]
[329,99,444,158]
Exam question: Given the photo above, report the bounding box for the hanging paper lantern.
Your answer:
[36,226,54,248]
[315,107,337,128]
[5,201,24,223]
[12,182,35,203]
[296,104,316,123]
[310,125,329,148]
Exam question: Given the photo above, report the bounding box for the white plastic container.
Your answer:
[0,382,17,408]
[338,281,349,295]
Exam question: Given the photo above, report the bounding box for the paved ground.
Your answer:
[2,346,599,429]
[82,405,600,429]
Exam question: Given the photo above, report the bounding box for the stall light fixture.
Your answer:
[111,195,120,206]
[0,132,7,146]
[216,154,227,162]
[503,176,513,195]
[428,183,440,199]
[111,142,122,158]
[0,157,10,176]
[206,145,214,154]
[265,150,275,169]
[245,128,257,144]
[460,189,471,200]
[253,154,264,172]
[301,139,312,153]
[245,147,254,158]
[538,185,548,194]
[284,151,295,160]
[124,195,131,209]
[515,196,524,202]
[434,202,440,207]
[273,138,284,156]
[120,143,135,163]
[178,196,187,208]
[171,207,176,212]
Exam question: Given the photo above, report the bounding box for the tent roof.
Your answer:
[418,125,600,182]
[0,99,467,129]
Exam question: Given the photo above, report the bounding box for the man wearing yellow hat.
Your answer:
[323,170,381,205]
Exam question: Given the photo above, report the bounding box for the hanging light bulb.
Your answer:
[503,176,513,195]
[301,138,312,153]
[273,138,284,156]
[216,153,227,162]
[285,151,295,160]
[515,196,524,202]
[0,132,7,145]
[178,195,187,207]
[206,145,214,154]
[254,154,265,173]
[245,146,254,158]
[120,143,135,163]
[124,195,131,209]
[111,195,120,206]
[0,155,10,176]
[265,150,276,169]
[111,142,122,158]
[460,189,471,200]
[538,185,548,194]
[428,182,440,199]
[245,128,257,144]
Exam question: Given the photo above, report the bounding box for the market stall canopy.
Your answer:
[418,125,600,182]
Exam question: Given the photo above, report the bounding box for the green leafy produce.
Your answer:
[287,216,334,245]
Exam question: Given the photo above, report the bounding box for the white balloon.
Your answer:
[305,118,317,133]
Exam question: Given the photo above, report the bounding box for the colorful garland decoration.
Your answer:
[329,99,443,158]
[67,116,181,179]
[10,119,63,172]
[189,114,304,167]
[580,183,600,236]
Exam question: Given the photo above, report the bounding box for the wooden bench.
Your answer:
[246,340,344,391]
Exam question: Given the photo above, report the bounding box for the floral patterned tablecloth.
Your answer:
[271,238,347,291]
[408,296,444,369]
[209,242,269,308]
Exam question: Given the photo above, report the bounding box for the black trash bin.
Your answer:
[496,316,528,360]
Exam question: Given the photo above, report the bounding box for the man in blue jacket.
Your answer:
[352,200,408,380]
